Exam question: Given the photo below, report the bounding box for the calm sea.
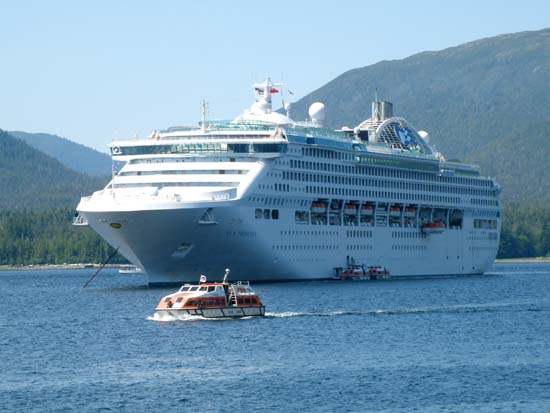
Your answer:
[1,263,549,412]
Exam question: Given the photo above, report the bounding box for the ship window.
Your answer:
[272,209,279,220]
[255,209,262,219]
[189,286,198,291]
[176,297,184,303]
[199,286,207,291]
[207,286,215,292]
[264,209,270,219]
[187,300,196,306]
[244,298,251,304]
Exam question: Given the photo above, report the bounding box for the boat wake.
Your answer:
[148,301,543,322]
[265,301,540,319]
[147,313,253,322]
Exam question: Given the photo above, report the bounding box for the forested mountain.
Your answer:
[0,130,109,210]
[9,131,111,177]
[288,28,550,202]
[466,121,550,203]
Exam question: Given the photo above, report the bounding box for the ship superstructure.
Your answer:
[75,79,501,285]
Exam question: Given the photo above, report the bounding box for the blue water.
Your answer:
[1,264,550,412]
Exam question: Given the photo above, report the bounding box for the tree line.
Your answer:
[0,209,125,265]
[0,206,549,266]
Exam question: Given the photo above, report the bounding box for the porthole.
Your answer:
[110,223,122,229]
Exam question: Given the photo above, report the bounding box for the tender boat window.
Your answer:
[244,298,251,304]
[189,286,198,291]
[199,286,207,291]
[176,297,184,303]
[207,286,215,292]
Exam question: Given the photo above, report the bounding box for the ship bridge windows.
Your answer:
[113,142,286,156]
[119,169,248,176]
[114,182,240,188]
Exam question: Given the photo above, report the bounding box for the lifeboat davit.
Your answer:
[154,269,265,319]
[421,221,445,234]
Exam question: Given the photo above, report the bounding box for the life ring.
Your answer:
[112,146,121,155]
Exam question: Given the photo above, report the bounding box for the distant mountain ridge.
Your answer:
[9,131,111,177]
[288,28,550,202]
[0,130,109,210]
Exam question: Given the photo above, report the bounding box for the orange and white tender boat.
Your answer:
[154,269,265,319]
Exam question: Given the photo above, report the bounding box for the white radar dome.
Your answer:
[418,130,430,143]
[308,102,326,122]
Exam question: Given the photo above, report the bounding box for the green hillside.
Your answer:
[0,130,122,265]
[288,28,550,202]
[466,121,550,204]
[0,129,109,210]
[9,131,111,177]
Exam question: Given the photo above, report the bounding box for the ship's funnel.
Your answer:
[372,101,393,121]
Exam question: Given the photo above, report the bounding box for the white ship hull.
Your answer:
[81,203,499,286]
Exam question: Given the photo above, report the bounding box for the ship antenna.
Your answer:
[201,99,208,133]
[223,268,230,283]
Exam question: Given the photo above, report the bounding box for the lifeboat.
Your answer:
[404,207,416,218]
[335,265,390,281]
[389,207,401,217]
[154,269,265,319]
[337,265,369,281]
[343,204,358,215]
[360,205,374,215]
[421,221,445,234]
[367,266,391,280]
[311,201,327,214]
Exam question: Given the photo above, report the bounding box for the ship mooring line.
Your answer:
[83,247,120,288]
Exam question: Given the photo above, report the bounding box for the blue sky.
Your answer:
[1,0,548,152]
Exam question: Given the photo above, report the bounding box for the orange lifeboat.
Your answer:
[389,207,401,217]
[311,201,327,214]
[404,207,416,218]
[335,264,390,281]
[153,269,265,319]
[360,205,374,215]
[367,266,391,280]
[343,204,358,215]
[421,221,445,234]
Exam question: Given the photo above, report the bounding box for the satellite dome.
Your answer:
[308,102,326,122]
[418,130,430,143]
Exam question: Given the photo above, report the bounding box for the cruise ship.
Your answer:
[75,79,501,285]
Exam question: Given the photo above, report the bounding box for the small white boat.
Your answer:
[118,265,142,274]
